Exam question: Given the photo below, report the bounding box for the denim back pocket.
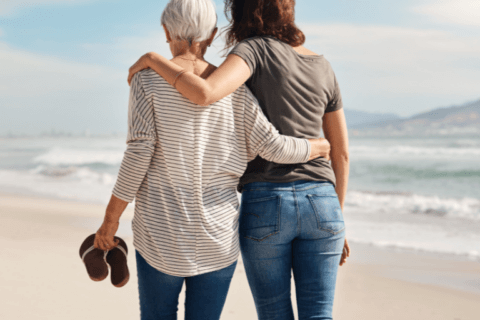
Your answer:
[239,195,281,241]
[307,194,345,234]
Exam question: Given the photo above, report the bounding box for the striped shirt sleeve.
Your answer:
[242,87,311,163]
[112,74,156,203]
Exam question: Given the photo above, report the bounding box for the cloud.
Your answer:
[2,21,479,135]
[0,27,228,135]
[78,31,171,68]
[301,23,480,110]
[0,41,128,134]
[0,42,121,97]
[413,0,480,27]
[0,0,93,16]
[78,28,227,68]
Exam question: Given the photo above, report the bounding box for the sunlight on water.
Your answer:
[0,135,479,258]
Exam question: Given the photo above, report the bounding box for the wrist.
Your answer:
[104,214,120,224]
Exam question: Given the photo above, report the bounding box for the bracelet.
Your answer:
[172,70,187,88]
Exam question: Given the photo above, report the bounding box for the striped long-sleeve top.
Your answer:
[112,69,311,276]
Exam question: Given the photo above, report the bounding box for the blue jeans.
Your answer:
[135,250,237,320]
[239,181,345,320]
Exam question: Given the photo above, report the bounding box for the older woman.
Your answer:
[128,0,350,319]
[94,0,330,319]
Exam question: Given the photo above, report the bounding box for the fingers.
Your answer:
[339,251,347,266]
[128,66,140,85]
[321,137,331,149]
[128,71,133,86]
[96,235,107,251]
[93,234,99,249]
[94,233,108,251]
[103,238,111,250]
[345,239,351,257]
[94,231,119,251]
[107,238,119,249]
[319,138,330,160]
[128,61,146,85]
[98,236,118,251]
[128,65,136,85]
[339,239,350,266]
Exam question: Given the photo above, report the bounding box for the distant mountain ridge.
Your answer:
[344,109,400,127]
[349,98,480,136]
[408,99,480,125]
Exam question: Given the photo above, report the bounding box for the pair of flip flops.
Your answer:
[79,234,130,287]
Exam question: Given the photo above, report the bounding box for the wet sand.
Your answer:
[1,193,479,320]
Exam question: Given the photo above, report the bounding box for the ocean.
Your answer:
[1,135,479,259]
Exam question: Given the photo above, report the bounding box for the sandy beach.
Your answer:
[1,193,479,320]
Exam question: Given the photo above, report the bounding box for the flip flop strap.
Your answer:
[116,244,127,258]
[81,245,95,261]
[81,245,109,261]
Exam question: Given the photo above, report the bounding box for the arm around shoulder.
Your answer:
[130,52,251,107]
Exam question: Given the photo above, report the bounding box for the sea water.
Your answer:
[1,135,479,259]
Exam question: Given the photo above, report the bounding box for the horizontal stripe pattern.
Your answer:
[112,69,310,276]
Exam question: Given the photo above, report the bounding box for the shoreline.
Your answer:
[1,190,477,264]
[1,193,479,319]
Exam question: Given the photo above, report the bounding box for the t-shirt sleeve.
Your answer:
[112,73,156,203]
[325,74,343,113]
[229,39,260,76]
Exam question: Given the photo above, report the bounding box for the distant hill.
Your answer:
[350,99,480,136]
[344,109,400,127]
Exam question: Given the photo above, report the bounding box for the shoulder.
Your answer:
[307,54,336,78]
[321,57,339,83]
[237,36,264,46]
[135,68,169,86]
[131,69,172,96]
[321,56,334,69]
[230,36,266,53]
[293,45,320,56]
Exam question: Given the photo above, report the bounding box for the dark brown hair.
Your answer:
[222,0,305,51]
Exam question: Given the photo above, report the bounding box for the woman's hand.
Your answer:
[94,218,120,251]
[128,53,152,85]
[307,137,331,161]
[339,238,350,266]
[95,195,128,251]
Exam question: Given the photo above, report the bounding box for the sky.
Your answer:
[1,0,479,135]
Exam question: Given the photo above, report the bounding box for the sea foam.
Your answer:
[346,191,480,220]
[33,147,124,166]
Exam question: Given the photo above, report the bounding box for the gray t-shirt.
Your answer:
[230,36,343,191]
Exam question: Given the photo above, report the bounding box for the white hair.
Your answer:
[161,0,217,44]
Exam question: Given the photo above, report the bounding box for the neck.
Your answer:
[171,41,206,60]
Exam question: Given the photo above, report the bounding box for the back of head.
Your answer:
[161,0,217,44]
[223,0,305,50]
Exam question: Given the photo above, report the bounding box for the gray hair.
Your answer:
[161,0,217,44]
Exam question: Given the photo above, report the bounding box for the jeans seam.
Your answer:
[244,231,279,242]
[242,195,280,204]
[243,184,331,192]
[318,226,346,235]
[307,194,346,234]
[240,195,281,241]
[277,195,282,235]
[307,195,321,229]
[293,185,301,236]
